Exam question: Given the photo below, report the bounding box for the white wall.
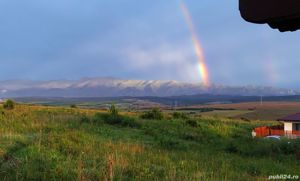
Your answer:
[284,122,294,131]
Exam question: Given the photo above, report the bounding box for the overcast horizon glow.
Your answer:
[0,0,300,89]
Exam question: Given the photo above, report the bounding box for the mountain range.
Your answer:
[0,77,298,98]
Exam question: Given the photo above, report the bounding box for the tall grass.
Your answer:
[0,104,299,180]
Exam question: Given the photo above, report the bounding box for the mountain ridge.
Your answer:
[0,77,298,97]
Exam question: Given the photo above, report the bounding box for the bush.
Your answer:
[105,114,139,128]
[80,114,90,124]
[104,104,121,124]
[185,119,198,127]
[109,104,118,116]
[92,112,140,128]
[295,150,300,160]
[91,113,107,125]
[157,137,187,150]
[140,108,163,120]
[158,137,180,149]
[120,116,140,128]
[3,99,15,110]
[172,112,188,119]
[225,142,239,154]
[70,104,77,108]
[182,132,199,141]
[106,114,123,125]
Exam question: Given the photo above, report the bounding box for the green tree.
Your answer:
[109,104,118,116]
[3,99,15,110]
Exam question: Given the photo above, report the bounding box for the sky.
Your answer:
[0,0,300,89]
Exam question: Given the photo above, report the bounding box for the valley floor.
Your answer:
[0,105,299,180]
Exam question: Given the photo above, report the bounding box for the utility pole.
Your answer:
[174,100,178,111]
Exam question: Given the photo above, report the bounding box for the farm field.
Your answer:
[16,98,300,121]
[200,110,253,118]
[191,101,300,121]
[15,97,168,110]
[0,103,299,180]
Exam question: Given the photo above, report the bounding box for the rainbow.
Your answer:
[180,0,210,87]
[264,56,278,85]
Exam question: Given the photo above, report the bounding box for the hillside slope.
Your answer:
[0,105,299,180]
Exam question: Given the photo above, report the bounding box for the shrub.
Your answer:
[225,142,239,154]
[104,104,120,124]
[109,104,118,116]
[158,137,180,149]
[105,114,139,127]
[185,119,198,127]
[120,116,140,128]
[92,111,140,128]
[140,108,163,120]
[182,132,199,141]
[105,114,123,125]
[295,150,300,160]
[157,137,187,150]
[70,104,77,108]
[278,140,294,154]
[172,112,188,119]
[93,112,106,121]
[3,99,15,110]
[80,114,90,124]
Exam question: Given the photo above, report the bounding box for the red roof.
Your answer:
[278,113,300,122]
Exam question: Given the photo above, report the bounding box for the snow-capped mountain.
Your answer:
[0,77,298,97]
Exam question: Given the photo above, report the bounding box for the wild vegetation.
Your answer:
[3,99,15,110]
[0,104,299,180]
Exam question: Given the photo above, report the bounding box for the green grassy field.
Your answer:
[0,104,299,180]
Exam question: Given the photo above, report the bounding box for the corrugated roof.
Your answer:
[278,113,300,122]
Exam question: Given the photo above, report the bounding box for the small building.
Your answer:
[253,113,300,138]
[278,113,300,134]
